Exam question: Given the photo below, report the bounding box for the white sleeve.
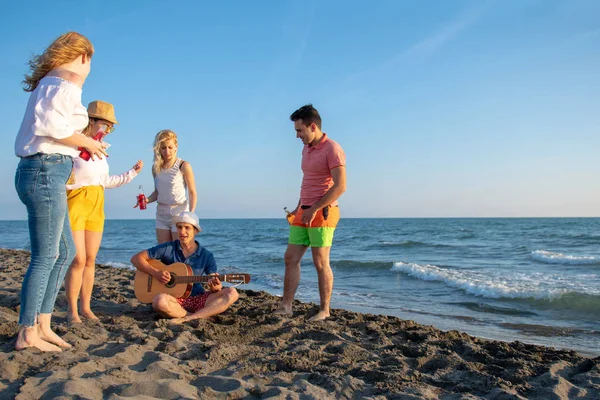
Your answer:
[104,168,138,189]
[32,86,82,139]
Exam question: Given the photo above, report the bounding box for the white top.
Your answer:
[67,149,138,190]
[14,76,89,158]
[155,158,187,205]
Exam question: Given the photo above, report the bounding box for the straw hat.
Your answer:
[87,100,118,124]
[174,211,202,233]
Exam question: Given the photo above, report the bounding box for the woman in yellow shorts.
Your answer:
[65,101,143,324]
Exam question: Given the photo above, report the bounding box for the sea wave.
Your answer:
[251,273,282,289]
[526,292,600,315]
[450,301,538,317]
[391,262,599,305]
[101,260,133,269]
[531,250,600,265]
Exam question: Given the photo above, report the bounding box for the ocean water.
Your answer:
[1,218,599,356]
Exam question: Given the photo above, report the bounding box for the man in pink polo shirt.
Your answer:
[275,104,347,321]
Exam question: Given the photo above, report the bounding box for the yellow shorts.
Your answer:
[67,186,105,232]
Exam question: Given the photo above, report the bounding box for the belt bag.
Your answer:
[300,205,336,220]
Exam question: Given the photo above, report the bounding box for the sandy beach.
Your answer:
[0,248,598,399]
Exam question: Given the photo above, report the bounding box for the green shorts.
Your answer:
[289,226,336,247]
[288,206,340,247]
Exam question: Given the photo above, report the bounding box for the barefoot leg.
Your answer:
[15,324,61,352]
[38,313,71,348]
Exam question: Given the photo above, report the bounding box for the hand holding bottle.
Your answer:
[284,207,295,225]
[134,185,147,210]
[79,126,109,161]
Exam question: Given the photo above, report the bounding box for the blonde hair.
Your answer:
[23,32,94,92]
[152,130,179,174]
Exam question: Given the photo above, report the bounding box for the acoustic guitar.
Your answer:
[134,259,251,303]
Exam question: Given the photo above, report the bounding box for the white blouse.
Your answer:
[67,152,138,190]
[14,76,88,157]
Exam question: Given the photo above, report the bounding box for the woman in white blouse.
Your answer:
[64,100,143,324]
[14,32,108,352]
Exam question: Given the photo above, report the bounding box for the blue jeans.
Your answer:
[15,153,75,326]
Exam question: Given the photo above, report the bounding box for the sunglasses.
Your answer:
[93,119,115,134]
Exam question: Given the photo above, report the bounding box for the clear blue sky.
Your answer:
[1,0,598,219]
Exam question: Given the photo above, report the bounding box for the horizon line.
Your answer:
[1,216,600,222]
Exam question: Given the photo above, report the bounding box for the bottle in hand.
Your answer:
[137,185,147,210]
[284,207,294,225]
[79,126,106,161]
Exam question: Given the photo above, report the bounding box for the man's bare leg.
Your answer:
[274,244,308,315]
[184,288,238,321]
[153,289,239,322]
[308,246,333,321]
[152,293,187,318]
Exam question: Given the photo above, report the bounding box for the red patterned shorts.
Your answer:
[177,292,211,313]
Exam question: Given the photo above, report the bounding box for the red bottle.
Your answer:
[137,186,147,210]
[79,127,106,161]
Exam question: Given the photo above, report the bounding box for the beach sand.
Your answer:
[0,248,598,399]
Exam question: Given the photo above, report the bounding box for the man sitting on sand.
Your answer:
[131,211,238,324]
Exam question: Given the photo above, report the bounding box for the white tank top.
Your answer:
[155,158,187,205]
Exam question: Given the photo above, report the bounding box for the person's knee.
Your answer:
[284,252,301,267]
[70,254,86,269]
[226,287,239,304]
[152,293,170,312]
[312,255,330,272]
[85,255,97,268]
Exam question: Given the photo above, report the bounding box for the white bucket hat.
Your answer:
[174,211,202,233]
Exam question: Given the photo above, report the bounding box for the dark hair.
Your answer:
[290,104,322,130]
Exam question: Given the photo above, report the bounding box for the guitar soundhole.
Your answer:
[165,273,177,288]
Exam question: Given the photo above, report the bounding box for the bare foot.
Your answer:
[80,311,100,321]
[38,325,72,349]
[15,327,62,352]
[274,305,293,316]
[67,314,83,324]
[308,309,330,322]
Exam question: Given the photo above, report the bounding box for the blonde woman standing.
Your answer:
[14,32,107,352]
[64,101,143,324]
[144,130,197,243]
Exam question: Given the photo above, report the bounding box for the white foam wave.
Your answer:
[260,274,283,289]
[531,250,600,265]
[102,260,134,269]
[391,262,569,300]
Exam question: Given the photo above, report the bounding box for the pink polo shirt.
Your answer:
[300,134,346,206]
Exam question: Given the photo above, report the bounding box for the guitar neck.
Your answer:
[173,275,227,284]
[142,260,251,290]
